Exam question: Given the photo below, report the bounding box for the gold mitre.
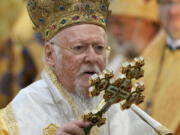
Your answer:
[109,0,159,22]
[27,0,111,41]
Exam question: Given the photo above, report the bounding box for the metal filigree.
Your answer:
[83,57,145,135]
[43,123,59,135]
[27,0,111,41]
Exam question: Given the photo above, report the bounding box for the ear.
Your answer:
[44,43,56,67]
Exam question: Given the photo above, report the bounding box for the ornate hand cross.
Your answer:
[83,57,145,135]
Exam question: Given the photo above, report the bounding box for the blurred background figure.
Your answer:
[142,0,180,134]
[0,0,23,108]
[0,0,23,45]
[108,0,180,134]
[0,0,44,108]
[107,0,161,72]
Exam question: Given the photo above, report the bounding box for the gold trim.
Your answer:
[2,104,19,135]
[45,66,81,119]
[43,123,59,135]
[44,66,100,135]
[27,0,110,41]
[156,126,174,135]
[44,13,106,41]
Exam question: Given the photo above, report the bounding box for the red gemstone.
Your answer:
[72,16,80,20]
[51,25,56,30]
[92,15,97,19]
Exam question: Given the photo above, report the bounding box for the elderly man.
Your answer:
[142,0,180,134]
[0,0,171,135]
[107,0,160,72]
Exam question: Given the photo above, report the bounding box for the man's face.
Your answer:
[159,0,180,39]
[109,15,137,45]
[47,24,107,97]
[108,15,141,57]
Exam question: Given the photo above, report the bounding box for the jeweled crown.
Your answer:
[27,0,111,41]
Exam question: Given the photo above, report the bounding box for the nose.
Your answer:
[84,45,98,64]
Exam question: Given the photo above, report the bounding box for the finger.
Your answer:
[61,134,71,135]
[56,132,71,135]
[63,124,85,135]
[72,120,90,128]
[55,128,71,135]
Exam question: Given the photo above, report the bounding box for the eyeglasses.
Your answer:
[50,42,111,55]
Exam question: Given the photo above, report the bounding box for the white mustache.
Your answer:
[78,65,101,76]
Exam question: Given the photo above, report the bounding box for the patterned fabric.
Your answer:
[27,0,111,41]
[0,68,158,135]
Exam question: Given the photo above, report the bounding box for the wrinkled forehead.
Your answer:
[53,24,107,44]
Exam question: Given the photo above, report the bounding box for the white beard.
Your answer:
[72,65,102,115]
[71,82,102,116]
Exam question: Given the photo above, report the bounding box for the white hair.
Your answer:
[52,44,61,58]
[43,35,62,65]
[71,81,102,115]
[49,34,62,56]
